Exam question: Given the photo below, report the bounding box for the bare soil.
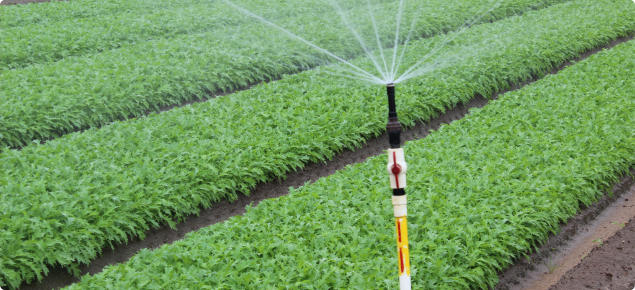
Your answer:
[550,216,635,290]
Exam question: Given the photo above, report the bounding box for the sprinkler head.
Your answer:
[386,83,402,149]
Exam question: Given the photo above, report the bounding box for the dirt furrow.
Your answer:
[550,216,635,290]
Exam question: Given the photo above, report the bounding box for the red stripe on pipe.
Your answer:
[399,248,405,274]
[397,220,402,243]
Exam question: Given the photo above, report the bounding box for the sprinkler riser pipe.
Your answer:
[386,84,411,290]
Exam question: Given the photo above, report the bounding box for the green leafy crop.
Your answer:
[0,0,174,28]
[1,0,635,288]
[0,0,570,70]
[64,35,635,290]
[0,0,571,148]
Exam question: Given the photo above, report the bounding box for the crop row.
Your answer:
[0,0,570,71]
[0,0,380,70]
[0,0,338,29]
[1,0,635,288]
[63,31,635,290]
[0,0,191,28]
[0,0,572,148]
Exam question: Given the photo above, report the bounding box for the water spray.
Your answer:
[386,83,411,290]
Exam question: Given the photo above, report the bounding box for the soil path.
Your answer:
[17,34,635,290]
[550,216,635,290]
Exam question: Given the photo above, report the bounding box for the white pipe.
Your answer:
[399,275,412,290]
[392,195,407,218]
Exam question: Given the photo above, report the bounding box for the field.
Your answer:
[2,0,635,289]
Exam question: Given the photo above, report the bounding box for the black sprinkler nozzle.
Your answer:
[386,83,402,149]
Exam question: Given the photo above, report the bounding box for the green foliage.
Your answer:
[0,0,571,70]
[63,37,635,289]
[0,0,172,28]
[1,0,635,288]
[0,0,572,147]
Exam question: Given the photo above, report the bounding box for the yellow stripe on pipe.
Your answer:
[396,216,411,276]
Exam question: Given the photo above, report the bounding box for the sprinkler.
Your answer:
[386,83,411,290]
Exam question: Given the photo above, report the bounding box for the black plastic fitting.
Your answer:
[386,84,402,149]
[393,188,406,196]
